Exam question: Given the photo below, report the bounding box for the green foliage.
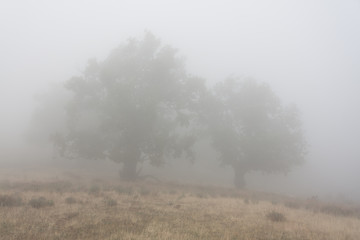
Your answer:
[205,78,306,187]
[57,32,205,180]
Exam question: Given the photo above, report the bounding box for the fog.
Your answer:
[1,0,360,201]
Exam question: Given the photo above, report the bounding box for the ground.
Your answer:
[0,169,360,240]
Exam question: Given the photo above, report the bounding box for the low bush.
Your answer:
[139,187,151,196]
[0,194,23,207]
[104,197,117,207]
[320,204,353,217]
[88,185,101,195]
[28,197,54,208]
[284,200,301,209]
[65,197,77,204]
[266,211,286,222]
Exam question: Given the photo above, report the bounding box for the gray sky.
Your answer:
[1,0,360,200]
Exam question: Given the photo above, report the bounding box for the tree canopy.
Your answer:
[59,33,205,180]
[205,78,306,188]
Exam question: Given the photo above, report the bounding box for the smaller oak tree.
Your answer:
[206,78,306,188]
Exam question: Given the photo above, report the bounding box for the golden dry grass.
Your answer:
[0,175,360,240]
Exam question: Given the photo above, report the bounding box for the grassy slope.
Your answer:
[0,173,360,240]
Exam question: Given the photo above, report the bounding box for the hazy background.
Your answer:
[1,0,359,201]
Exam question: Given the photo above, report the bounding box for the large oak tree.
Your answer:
[58,33,205,180]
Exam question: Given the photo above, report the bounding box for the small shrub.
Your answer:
[48,181,73,193]
[0,194,23,207]
[139,187,151,196]
[284,201,301,209]
[88,185,101,195]
[28,197,54,208]
[244,198,250,204]
[0,221,15,234]
[320,204,353,217]
[64,212,79,220]
[65,197,77,204]
[104,197,117,207]
[266,211,286,222]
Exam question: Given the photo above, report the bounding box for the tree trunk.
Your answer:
[120,160,138,181]
[233,166,247,189]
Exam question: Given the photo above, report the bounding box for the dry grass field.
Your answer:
[0,171,360,240]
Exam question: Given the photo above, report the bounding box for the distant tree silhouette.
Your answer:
[204,78,306,188]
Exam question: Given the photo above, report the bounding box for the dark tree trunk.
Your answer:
[233,165,247,189]
[120,160,138,181]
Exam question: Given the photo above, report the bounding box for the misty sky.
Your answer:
[1,0,359,199]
